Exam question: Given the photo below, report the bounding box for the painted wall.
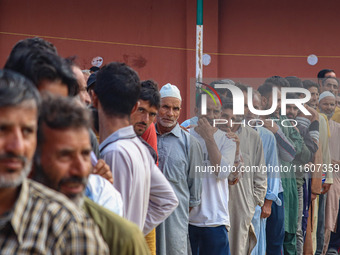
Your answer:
[1,0,340,121]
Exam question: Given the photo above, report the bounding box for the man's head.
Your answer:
[131,80,160,136]
[258,82,281,118]
[220,97,235,132]
[337,94,340,108]
[93,62,140,118]
[302,80,319,109]
[0,69,40,189]
[318,68,336,79]
[210,79,235,97]
[265,76,290,88]
[320,77,339,96]
[72,65,91,105]
[245,90,262,122]
[33,95,92,206]
[285,93,300,119]
[195,92,222,126]
[318,91,336,120]
[157,83,182,129]
[5,48,78,97]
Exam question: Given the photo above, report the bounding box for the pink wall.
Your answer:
[1,0,340,121]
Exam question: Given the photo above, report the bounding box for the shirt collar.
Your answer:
[155,123,181,138]
[99,125,136,152]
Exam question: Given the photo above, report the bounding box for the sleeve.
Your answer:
[142,164,179,235]
[263,134,282,206]
[102,150,133,218]
[217,136,236,180]
[187,136,203,208]
[252,137,267,207]
[88,175,124,216]
[274,127,297,162]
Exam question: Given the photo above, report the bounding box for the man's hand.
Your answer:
[299,104,319,122]
[321,183,331,194]
[93,159,114,184]
[226,131,240,156]
[195,117,215,142]
[260,199,273,218]
[311,193,317,201]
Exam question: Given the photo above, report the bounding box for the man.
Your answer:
[258,82,308,255]
[317,69,336,88]
[318,72,340,124]
[32,95,150,255]
[4,39,120,214]
[155,83,203,255]
[0,69,109,254]
[189,93,236,255]
[244,90,282,255]
[220,84,267,255]
[286,93,319,255]
[302,80,320,109]
[93,62,178,235]
[130,79,160,255]
[318,92,340,254]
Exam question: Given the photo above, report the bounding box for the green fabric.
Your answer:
[273,116,303,234]
[82,197,151,255]
[294,142,312,188]
[284,232,297,255]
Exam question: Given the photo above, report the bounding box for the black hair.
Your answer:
[90,66,100,72]
[210,79,235,96]
[317,69,335,78]
[140,80,160,109]
[285,76,303,88]
[37,94,91,147]
[0,69,40,109]
[94,62,140,117]
[5,48,78,96]
[265,76,290,88]
[222,96,233,110]
[257,82,274,98]
[302,80,319,92]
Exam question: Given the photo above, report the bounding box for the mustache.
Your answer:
[0,153,27,164]
[136,122,147,126]
[58,176,87,187]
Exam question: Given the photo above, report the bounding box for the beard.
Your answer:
[33,164,87,207]
[0,154,32,189]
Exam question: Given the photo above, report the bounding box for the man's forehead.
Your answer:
[161,97,181,106]
[325,78,338,85]
[0,100,38,115]
[320,97,336,103]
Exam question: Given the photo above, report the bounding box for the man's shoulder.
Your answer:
[28,179,87,221]
[83,197,149,252]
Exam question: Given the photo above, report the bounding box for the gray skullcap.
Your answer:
[160,83,182,101]
[319,91,335,102]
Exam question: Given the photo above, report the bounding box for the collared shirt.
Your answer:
[0,179,109,255]
[86,174,123,216]
[99,125,178,235]
[156,123,203,255]
[189,128,236,228]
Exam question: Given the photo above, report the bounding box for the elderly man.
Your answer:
[0,69,109,254]
[32,95,150,255]
[93,62,178,235]
[155,83,203,255]
[317,92,340,254]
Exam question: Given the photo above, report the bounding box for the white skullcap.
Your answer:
[319,91,335,102]
[160,83,182,101]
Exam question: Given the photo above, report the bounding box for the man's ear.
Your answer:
[131,101,140,115]
[92,92,99,108]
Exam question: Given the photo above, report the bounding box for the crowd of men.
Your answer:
[0,37,339,255]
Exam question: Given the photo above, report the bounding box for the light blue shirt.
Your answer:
[86,174,123,216]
